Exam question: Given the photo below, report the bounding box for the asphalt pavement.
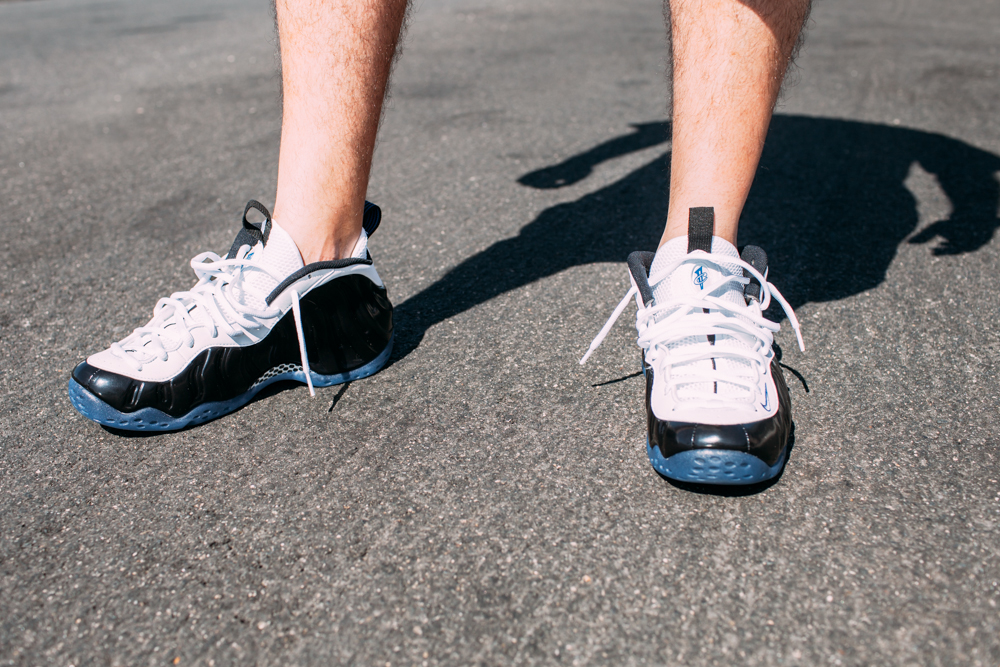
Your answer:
[2,0,1000,664]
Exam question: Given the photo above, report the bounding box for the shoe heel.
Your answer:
[310,334,393,388]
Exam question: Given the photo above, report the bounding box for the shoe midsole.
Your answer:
[646,438,787,485]
[68,336,393,432]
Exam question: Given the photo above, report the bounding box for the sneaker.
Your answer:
[581,207,803,485]
[68,200,394,432]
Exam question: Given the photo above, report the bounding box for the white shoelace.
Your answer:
[110,246,317,396]
[580,253,804,408]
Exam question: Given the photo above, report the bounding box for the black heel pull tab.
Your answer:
[687,207,714,254]
[362,201,382,237]
[227,200,273,259]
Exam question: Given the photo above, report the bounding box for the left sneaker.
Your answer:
[581,207,804,485]
[68,200,394,432]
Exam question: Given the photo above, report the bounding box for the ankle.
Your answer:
[273,208,364,264]
[286,226,363,264]
[660,211,738,248]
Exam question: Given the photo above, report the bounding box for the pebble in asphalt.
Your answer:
[1,0,999,664]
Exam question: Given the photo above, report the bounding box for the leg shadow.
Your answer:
[391,153,673,361]
[391,114,1000,362]
[517,121,671,189]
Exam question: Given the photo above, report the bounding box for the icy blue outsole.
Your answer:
[647,438,787,485]
[67,336,393,432]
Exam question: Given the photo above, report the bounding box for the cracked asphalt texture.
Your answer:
[2,0,1000,664]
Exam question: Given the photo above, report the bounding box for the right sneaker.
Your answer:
[581,207,804,485]
[68,200,394,432]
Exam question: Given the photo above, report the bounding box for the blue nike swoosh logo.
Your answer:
[760,385,770,411]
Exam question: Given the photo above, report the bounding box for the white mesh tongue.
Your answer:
[648,235,753,400]
[230,219,304,310]
[121,220,306,359]
[650,235,741,306]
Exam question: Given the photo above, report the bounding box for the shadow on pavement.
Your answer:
[390,114,1000,363]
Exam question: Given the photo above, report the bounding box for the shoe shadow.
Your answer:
[591,370,643,388]
[390,115,1000,363]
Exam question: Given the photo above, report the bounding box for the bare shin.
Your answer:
[661,0,810,246]
[273,0,409,263]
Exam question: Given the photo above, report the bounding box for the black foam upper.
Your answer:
[644,358,792,467]
[73,273,393,417]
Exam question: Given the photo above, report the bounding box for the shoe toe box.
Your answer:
[651,418,787,468]
[71,360,138,413]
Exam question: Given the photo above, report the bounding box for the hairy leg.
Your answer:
[273,0,410,263]
[661,0,810,246]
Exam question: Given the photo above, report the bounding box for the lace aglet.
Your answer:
[579,285,637,366]
[766,280,805,353]
[290,291,316,398]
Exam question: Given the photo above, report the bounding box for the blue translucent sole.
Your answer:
[68,336,393,432]
[647,438,787,485]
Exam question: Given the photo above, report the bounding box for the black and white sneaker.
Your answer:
[68,200,394,432]
[581,207,804,485]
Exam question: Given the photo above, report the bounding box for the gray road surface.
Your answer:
[2,0,1000,664]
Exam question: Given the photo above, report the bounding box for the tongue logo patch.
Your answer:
[692,266,708,290]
